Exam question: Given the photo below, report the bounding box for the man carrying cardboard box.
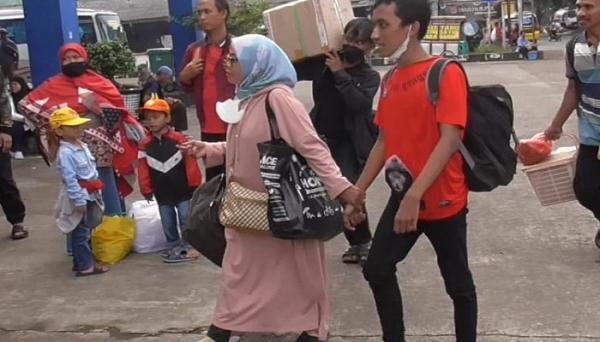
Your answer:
[294,18,381,265]
[179,0,236,181]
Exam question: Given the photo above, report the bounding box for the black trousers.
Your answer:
[363,194,477,342]
[574,144,600,221]
[0,152,26,225]
[202,132,227,182]
[330,140,372,246]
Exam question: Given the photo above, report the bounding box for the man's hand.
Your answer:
[544,124,563,141]
[325,51,344,73]
[179,140,208,159]
[344,203,366,230]
[0,133,12,153]
[180,59,204,84]
[338,185,366,208]
[394,190,421,234]
[74,206,87,216]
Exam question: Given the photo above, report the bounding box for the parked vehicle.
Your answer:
[0,7,126,81]
[553,8,578,29]
[506,11,542,43]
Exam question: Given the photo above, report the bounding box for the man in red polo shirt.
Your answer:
[180,0,235,181]
[350,0,478,340]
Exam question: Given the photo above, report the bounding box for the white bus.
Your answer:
[0,7,126,80]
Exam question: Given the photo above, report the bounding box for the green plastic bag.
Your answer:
[92,216,136,265]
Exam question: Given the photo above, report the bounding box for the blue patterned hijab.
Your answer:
[231,34,297,101]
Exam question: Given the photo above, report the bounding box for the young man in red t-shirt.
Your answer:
[349,0,477,340]
[180,0,236,181]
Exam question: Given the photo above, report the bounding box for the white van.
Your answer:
[0,7,126,80]
[553,8,578,29]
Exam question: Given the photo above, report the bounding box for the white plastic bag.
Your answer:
[129,200,167,254]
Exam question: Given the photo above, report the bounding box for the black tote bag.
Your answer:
[183,173,226,267]
[257,93,344,241]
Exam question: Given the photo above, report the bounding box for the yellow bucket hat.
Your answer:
[50,107,90,130]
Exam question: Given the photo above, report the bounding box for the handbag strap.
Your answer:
[264,92,282,141]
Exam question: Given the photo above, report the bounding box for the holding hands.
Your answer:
[338,186,367,230]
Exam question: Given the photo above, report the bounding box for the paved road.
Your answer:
[1,58,599,341]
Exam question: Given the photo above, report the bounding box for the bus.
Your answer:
[0,7,126,80]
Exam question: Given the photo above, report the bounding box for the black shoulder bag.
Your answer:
[257,92,344,241]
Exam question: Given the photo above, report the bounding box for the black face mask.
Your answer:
[62,62,88,78]
[339,44,365,64]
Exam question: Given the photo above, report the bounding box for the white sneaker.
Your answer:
[13,151,24,160]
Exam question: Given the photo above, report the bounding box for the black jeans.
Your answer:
[203,132,227,182]
[330,140,372,246]
[0,152,26,225]
[363,194,477,342]
[573,144,600,221]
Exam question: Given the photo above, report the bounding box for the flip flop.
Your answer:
[76,264,109,277]
[342,245,361,264]
[11,225,28,240]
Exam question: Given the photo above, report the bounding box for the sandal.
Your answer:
[11,225,28,240]
[342,245,361,264]
[76,264,109,277]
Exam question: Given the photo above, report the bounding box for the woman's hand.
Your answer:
[179,140,208,159]
[338,185,365,208]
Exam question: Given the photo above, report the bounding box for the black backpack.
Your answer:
[426,58,518,192]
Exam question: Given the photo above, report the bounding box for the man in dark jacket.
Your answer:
[295,18,381,264]
[0,64,27,240]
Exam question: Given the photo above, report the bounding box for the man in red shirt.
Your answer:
[350,0,477,340]
[180,0,235,181]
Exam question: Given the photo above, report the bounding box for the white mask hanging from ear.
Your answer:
[216,99,245,124]
[388,24,413,63]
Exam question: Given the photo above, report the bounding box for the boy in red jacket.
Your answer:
[138,97,203,263]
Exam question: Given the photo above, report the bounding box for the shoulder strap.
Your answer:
[425,58,475,168]
[264,92,281,141]
[426,58,467,106]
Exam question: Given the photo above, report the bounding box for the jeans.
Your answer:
[202,133,226,181]
[0,152,26,225]
[97,166,125,215]
[573,145,600,221]
[363,194,477,342]
[71,202,100,272]
[11,121,25,153]
[158,200,190,246]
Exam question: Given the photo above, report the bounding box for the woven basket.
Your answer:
[522,135,578,206]
[120,88,142,118]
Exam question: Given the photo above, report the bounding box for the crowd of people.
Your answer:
[0,0,600,340]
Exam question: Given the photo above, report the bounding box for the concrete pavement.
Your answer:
[1,58,600,341]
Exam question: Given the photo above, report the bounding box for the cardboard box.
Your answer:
[263,0,354,61]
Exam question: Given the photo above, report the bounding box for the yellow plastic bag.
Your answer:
[92,216,136,265]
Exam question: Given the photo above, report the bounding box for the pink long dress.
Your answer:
[204,85,352,340]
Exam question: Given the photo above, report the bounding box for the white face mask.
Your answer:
[216,99,245,124]
[388,24,413,63]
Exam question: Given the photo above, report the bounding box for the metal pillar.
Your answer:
[22,0,79,87]
[168,0,199,74]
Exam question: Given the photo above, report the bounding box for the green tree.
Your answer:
[86,41,136,84]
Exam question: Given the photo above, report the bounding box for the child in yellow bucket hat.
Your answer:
[51,107,108,277]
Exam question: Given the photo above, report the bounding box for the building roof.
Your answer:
[78,0,169,23]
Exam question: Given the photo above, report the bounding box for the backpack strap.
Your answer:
[425,58,475,169]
